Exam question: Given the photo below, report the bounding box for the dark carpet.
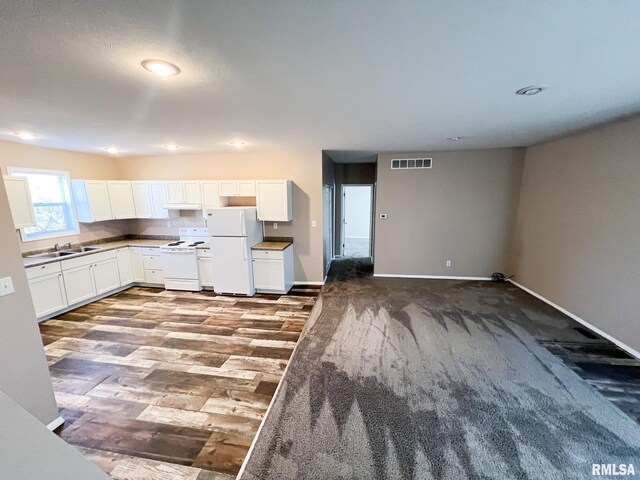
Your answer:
[241,259,640,479]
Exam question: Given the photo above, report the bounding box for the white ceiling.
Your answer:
[1,1,640,157]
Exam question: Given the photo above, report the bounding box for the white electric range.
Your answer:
[159,228,209,291]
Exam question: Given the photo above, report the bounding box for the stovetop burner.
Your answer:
[167,241,185,246]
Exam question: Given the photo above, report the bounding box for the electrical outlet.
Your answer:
[312,220,317,227]
[379,213,388,219]
[446,260,452,267]
[273,222,278,230]
[0,276,15,297]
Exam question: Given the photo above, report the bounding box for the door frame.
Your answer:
[340,184,374,258]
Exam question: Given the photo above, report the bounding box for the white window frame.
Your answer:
[7,166,80,242]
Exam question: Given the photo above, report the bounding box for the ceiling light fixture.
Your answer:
[447,136,462,141]
[163,144,179,151]
[515,85,547,96]
[13,131,38,141]
[230,141,245,148]
[141,59,181,77]
[104,147,120,155]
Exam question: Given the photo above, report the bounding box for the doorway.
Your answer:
[341,185,373,258]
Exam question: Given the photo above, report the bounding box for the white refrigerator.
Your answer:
[207,207,263,295]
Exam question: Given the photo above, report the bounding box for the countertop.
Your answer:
[252,241,293,251]
[23,239,169,268]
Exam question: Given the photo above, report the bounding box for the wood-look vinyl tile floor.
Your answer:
[40,286,318,480]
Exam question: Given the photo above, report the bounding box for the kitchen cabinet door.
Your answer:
[218,181,237,197]
[63,264,96,305]
[256,180,292,221]
[149,181,178,219]
[144,269,164,284]
[165,181,185,204]
[252,258,285,291]
[72,180,112,222]
[93,258,121,295]
[183,181,202,204]
[129,247,146,282]
[29,273,67,318]
[3,176,36,228]
[132,181,153,218]
[198,258,214,287]
[116,248,134,286]
[108,181,136,219]
[201,181,221,210]
[238,180,256,196]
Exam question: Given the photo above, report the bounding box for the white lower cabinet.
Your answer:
[142,247,164,284]
[197,248,213,287]
[27,263,67,319]
[129,247,146,282]
[116,247,134,286]
[144,269,164,284]
[63,264,96,305]
[252,246,294,294]
[93,258,121,295]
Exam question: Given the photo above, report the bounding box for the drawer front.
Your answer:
[26,261,62,279]
[196,248,211,259]
[141,247,160,256]
[144,269,164,284]
[142,254,163,270]
[251,249,284,260]
[61,250,116,271]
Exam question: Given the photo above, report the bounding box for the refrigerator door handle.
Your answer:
[242,238,247,261]
[240,211,246,236]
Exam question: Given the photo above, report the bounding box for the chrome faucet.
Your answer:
[53,243,60,252]
[63,242,72,250]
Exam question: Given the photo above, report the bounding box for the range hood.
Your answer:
[163,203,202,211]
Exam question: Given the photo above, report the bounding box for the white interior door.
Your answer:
[341,185,373,258]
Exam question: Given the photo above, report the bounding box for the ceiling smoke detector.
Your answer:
[516,85,547,96]
[447,136,462,141]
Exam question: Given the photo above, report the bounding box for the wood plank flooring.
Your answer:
[40,286,318,479]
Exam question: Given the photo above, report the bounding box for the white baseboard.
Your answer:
[374,274,491,281]
[508,279,640,360]
[293,281,325,286]
[46,415,64,431]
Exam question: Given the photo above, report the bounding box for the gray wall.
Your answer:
[0,179,60,426]
[374,149,524,277]
[511,115,640,353]
[0,391,109,480]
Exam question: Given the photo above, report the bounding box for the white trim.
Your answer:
[46,415,64,431]
[374,274,491,281]
[508,279,640,360]
[293,280,325,286]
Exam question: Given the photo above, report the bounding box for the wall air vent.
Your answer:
[390,158,432,170]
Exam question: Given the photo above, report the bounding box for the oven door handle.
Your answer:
[160,248,195,254]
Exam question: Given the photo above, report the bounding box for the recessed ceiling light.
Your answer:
[13,131,38,141]
[104,147,120,155]
[516,85,547,96]
[141,59,180,77]
[163,144,179,151]
[230,141,245,148]
[447,136,462,141]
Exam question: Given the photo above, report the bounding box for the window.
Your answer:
[9,167,78,241]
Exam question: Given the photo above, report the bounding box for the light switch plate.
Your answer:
[311,220,317,227]
[0,276,15,297]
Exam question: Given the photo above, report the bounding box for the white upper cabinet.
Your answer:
[72,180,113,222]
[3,175,36,228]
[165,180,202,205]
[131,181,153,218]
[238,180,256,196]
[165,181,185,204]
[201,181,222,210]
[256,180,293,221]
[184,181,202,204]
[107,181,136,219]
[218,180,256,197]
[149,181,178,219]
